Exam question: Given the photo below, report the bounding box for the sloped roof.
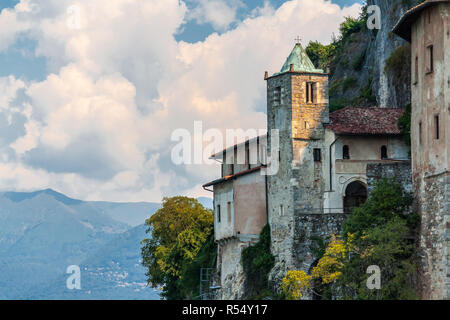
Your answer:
[393,0,450,42]
[203,165,265,188]
[273,43,323,76]
[329,107,404,135]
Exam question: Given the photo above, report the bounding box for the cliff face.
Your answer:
[329,0,421,109]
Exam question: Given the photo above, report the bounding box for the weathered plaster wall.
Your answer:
[409,3,449,299]
[336,136,409,161]
[214,182,234,240]
[213,170,267,300]
[233,172,267,236]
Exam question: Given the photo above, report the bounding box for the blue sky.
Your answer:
[0,0,363,201]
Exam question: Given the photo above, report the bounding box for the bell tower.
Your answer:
[265,42,330,283]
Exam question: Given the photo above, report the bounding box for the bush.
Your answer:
[343,179,414,238]
[398,103,411,147]
[241,224,275,298]
[281,179,419,300]
[342,77,357,92]
[384,44,411,83]
[351,49,366,71]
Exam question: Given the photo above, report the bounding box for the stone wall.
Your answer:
[366,161,412,193]
[217,239,246,300]
[416,172,450,299]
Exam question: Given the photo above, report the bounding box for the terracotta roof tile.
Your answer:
[329,107,404,135]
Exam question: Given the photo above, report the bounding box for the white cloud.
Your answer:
[188,0,243,31]
[0,0,362,202]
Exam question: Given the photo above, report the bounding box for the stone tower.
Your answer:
[393,0,450,299]
[265,43,333,285]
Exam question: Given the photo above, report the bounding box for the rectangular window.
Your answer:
[227,202,232,223]
[279,205,284,216]
[217,205,221,223]
[306,82,316,103]
[434,115,439,139]
[414,56,419,84]
[426,45,433,73]
[419,122,422,145]
[313,148,321,162]
[274,86,281,104]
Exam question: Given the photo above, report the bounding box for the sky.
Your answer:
[0,0,363,202]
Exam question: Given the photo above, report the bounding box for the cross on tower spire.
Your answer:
[294,36,302,45]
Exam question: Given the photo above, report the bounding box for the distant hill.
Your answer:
[0,189,213,299]
[0,189,159,299]
[24,224,161,300]
[197,197,213,209]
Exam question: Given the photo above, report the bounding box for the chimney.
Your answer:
[264,71,269,80]
[289,64,294,72]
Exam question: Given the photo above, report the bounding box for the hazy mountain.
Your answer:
[0,189,212,299]
[0,189,158,299]
[197,197,213,209]
[24,224,161,300]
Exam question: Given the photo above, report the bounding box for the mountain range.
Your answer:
[0,188,212,299]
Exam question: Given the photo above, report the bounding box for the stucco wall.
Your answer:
[410,3,450,299]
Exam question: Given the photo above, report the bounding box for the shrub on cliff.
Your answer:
[241,224,275,298]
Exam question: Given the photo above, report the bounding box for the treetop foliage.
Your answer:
[141,196,214,299]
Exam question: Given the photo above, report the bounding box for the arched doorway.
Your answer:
[343,181,367,213]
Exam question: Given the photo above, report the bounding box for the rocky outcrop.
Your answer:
[329,0,421,109]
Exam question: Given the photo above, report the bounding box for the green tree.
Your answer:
[141,196,214,299]
[306,41,336,70]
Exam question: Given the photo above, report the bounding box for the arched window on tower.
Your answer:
[343,145,350,159]
[381,145,388,159]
